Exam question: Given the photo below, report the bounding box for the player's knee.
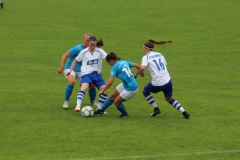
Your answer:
[110,94,116,100]
[165,96,172,102]
[114,101,120,106]
[69,81,75,86]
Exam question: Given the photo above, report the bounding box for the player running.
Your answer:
[134,39,190,119]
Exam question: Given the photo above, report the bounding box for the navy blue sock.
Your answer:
[169,99,185,112]
[116,103,128,116]
[142,91,158,108]
[65,84,74,102]
[88,87,96,103]
[100,98,114,111]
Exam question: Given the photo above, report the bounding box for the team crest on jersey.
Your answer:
[87,59,99,65]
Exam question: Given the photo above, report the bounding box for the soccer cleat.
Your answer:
[94,109,104,115]
[62,101,69,109]
[118,114,129,118]
[0,1,3,9]
[91,101,98,106]
[150,109,161,117]
[182,111,190,119]
[75,106,80,113]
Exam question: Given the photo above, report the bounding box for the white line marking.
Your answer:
[70,150,240,160]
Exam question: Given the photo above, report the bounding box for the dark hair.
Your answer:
[88,36,104,47]
[106,52,123,62]
[143,39,173,50]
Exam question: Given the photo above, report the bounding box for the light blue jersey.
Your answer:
[64,44,84,72]
[110,60,138,91]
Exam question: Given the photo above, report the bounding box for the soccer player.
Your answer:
[57,33,97,109]
[134,39,190,119]
[94,52,143,118]
[67,36,108,113]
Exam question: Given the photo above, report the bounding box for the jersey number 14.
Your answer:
[153,58,165,71]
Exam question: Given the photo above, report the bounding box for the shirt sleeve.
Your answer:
[76,50,84,62]
[110,65,117,77]
[68,45,81,57]
[125,60,133,68]
[141,56,148,66]
[100,48,107,59]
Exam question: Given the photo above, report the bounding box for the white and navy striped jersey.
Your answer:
[76,47,107,76]
[141,51,170,86]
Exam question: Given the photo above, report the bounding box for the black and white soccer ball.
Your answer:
[81,106,94,117]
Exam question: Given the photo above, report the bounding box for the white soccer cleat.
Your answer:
[75,106,81,113]
[63,101,69,109]
[91,101,98,106]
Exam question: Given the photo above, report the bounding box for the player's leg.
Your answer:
[114,86,138,118]
[75,83,89,112]
[63,70,76,109]
[93,73,108,110]
[114,96,128,118]
[94,87,120,114]
[89,84,97,106]
[76,71,98,106]
[142,83,161,116]
[163,80,190,119]
[75,73,92,112]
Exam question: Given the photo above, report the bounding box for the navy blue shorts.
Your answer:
[81,72,106,88]
[144,80,173,98]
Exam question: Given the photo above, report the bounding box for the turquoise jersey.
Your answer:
[110,60,138,91]
[64,44,84,72]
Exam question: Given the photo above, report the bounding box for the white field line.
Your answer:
[69,149,240,160]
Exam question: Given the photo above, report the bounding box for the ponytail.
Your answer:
[97,38,104,47]
[144,39,173,50]
[148,39,172,45]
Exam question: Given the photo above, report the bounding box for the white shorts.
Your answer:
[64,69,82,83]
[116,83,138,101]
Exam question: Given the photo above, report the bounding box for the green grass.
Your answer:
[0,0,240,159]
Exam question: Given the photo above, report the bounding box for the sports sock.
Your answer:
[143,92,158,108]
[116,103,128,116]
[97,93,107,109]
[88,87,96,104]
[169,99,185,113]
[100,98,114,111]
[65,84,74,102]
[76,90,85,108]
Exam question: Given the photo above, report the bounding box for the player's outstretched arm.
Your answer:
[134,65,146,78]
[99,77,115,95]
[66,59,77,76]
[57,52,70,74]
[132,63,145,77]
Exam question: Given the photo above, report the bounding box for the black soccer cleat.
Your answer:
[118,114,129,118]
[150,109,161,117]
[94,109,104,115]
[0,1,3,9]
[182,111,190,119]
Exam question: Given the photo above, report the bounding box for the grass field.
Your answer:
[1,0,240,160]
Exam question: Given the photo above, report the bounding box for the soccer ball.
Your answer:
[81,106,94,117]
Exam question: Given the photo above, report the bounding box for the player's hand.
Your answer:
[140,72,145,77]
[57,67,64,74]
[99,72,103,77]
